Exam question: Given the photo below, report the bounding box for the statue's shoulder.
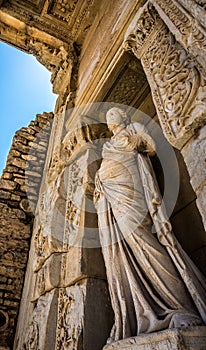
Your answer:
[127,122,146,135]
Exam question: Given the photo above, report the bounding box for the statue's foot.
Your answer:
[171,311,203,328]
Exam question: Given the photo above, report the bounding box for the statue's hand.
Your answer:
[128,134,147,152]
[128,123,156,155]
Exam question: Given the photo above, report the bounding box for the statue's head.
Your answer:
[106,107,127,131]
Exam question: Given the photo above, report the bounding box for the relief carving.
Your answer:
[50,0,79,22]
[64,162,82,249]
[56,286,84,350]
[60,119,108,249]
[27,38,68,71]
[33,169,67,270]
[176,0,206,35]
[124,3,160,58]
[63,157,92,249]
[152,0,206,71]
[124,2,206,147]
[23,290,58,350]
[0,20,28,51]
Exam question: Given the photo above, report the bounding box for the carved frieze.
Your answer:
[124,2,206,148]
[0,11,76,98]
[1,0,99,44]
[152,0,206,72]
[0,3,73,42]
[124,3,161,59]
[63,149,100,249]
[0,19,28,51]
[64,162,82,249]
[49,0,79,23]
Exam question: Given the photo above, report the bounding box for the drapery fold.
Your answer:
[94,122,206,343]
[138,154,206,324]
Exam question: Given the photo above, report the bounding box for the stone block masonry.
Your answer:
[0,112,53,348]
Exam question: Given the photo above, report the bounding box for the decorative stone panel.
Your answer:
[152,0,206,72]
[124,2,206,149]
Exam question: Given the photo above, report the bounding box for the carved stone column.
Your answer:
[15,118,113,350]
[123,1,206,231]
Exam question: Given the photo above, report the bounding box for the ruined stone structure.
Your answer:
[0,0,206,349]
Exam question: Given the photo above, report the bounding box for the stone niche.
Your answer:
[100,51,206,277]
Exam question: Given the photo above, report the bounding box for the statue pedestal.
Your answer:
[103,326,206,350]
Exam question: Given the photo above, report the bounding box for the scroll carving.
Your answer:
[152,0,206,71]
[124,2,206,148]
[177,0,206,31]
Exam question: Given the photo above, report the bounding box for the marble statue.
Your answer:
[94,107,206,344]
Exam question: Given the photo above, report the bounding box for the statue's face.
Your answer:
[106,108,124,131]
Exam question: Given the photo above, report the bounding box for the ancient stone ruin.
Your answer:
[0,1,206,349]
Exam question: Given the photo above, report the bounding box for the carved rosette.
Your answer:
[124,2,206,148]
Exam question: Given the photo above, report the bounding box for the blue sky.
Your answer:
[0,41,57,174]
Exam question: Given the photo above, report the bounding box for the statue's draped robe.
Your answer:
[95,123,206,342]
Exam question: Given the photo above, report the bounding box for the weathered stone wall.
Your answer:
[0,112,53,348]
